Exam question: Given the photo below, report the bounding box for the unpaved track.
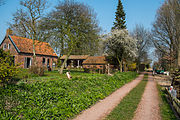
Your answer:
[73,74,144,120]
[133,73,161,120]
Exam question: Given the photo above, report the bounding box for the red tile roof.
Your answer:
[10,36,57,57]
[83,56,107,65]
[60,55,89,60]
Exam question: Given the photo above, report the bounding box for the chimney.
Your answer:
[6,28,13,37]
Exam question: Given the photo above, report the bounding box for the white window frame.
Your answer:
[8,44,11,49]
[3,43,7,50]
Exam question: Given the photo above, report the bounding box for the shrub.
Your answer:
[29,65,46,76]
[128,63,136,71]
[0,49,19,85]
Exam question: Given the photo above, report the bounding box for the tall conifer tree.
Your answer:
[112,0,126,30]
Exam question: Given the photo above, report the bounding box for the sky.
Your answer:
[0,0,164,43]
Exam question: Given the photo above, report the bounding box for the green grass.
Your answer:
[16,69,105,84]
[105,74,148,120]
[157,85,177,120]
[0,70,138,120]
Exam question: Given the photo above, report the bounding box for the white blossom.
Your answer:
[106,29,137,60]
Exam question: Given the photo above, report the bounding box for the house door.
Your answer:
[47,59,50,67]
[24,57,32,68]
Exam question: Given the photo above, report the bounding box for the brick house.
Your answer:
[0,35,58,69]
[60,55,89,68]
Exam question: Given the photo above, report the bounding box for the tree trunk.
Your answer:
[33,40,36,66]
[117,56,122,72]
[124,61,127,72]
[178,38,180,68]
[137,57,140,72]
[59,52,71,74]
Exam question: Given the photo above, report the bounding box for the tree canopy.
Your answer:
[152,0,180,70]
[131,24,151,71]
[41,0,100,56]
[106,29,137,72]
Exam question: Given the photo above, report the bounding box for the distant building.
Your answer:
[0,31,58,69]
[82,56,108,70]
[60,55,89,68]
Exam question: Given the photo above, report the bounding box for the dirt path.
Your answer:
[73,74,144,120]
[133,73,161,120]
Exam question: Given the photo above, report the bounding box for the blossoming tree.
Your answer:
[106,29,137,72]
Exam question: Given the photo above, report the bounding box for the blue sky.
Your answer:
[0,0,164,43]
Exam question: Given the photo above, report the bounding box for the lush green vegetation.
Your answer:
[0,70,137,119]
[157,85,177,120]
[0,49,19,85]
[105,74,148,120]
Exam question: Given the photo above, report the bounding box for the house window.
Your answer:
[47,59,50,65]
[8,44,11,49]
[43,58,46,65]
[3,44,7,50]
[24,57,32,68]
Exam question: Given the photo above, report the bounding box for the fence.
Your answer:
[165,88,180,117]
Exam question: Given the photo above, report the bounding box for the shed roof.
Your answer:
[60,55,89,60]
[83,56,107,65]
[9,36,57,57]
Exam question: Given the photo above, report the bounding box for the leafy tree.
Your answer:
[10,0,48,65]
[112,0,126,30]
[131,24,151,71]
[0,49,19,85]
[40,0,100,74]
[106,29,137,72]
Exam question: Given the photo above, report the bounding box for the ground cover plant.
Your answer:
[157,85,177,120]
[105,74,148,120]
[0,70,137,119]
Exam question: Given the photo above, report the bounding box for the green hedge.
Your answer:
[0,72,137,120]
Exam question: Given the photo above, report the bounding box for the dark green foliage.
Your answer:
[112,0,126,30]
[0,49,19,85]
[105,74,148,120]
[0,71,137,119]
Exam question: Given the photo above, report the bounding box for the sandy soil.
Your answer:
[132,73,161,120]
[73,74,144,120]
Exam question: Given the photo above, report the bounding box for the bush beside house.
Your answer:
[0,49,19,85]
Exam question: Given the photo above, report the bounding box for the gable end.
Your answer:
[8,35,20,53]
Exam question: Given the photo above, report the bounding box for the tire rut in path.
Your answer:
[132,73,161,120]
[73,74,144,120]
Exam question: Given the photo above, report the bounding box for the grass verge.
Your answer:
[0,71,137,120]
[105,74,148,120]
[157,85,177,120]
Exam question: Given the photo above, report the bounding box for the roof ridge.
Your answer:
[10,35,49,44]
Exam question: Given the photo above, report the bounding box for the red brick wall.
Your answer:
[0,36,18,55]
[0,36,19,65]
[83,64,105,69]
[17,54,57,69]
[0,36,58,69]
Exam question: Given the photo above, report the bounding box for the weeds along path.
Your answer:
[73,74,144,120]
[133,73,161,120]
